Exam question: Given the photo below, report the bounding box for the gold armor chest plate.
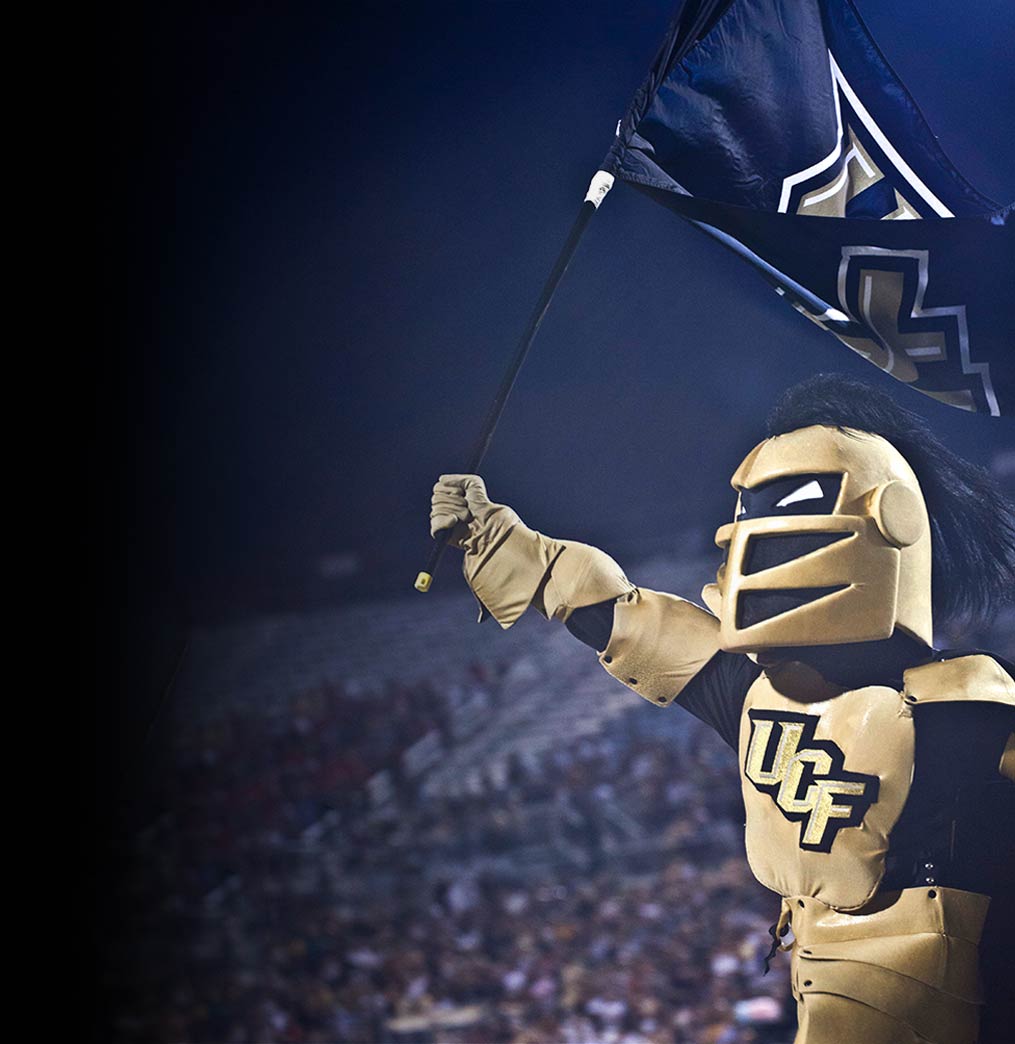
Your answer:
[739,672,914,911]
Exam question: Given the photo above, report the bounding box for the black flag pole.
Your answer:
[414,170,615,593]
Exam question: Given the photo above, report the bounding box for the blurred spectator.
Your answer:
[108,658,794,1043]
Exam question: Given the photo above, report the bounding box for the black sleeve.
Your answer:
[565,600,615,651]
[566,599,758,751]
[675,651,761,751]
[882,695,1014,903]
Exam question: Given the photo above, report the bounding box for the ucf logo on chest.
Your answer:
[744,710,880,852]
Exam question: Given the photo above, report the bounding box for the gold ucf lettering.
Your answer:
[744,712,879,852]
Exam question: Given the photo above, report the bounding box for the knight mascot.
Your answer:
[429,374,1015,1044]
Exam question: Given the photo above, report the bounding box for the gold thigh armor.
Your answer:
[784,886,989,1044]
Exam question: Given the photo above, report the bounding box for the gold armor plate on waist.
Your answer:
[787,887,989,1044]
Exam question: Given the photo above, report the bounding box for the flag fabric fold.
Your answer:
[604,0,1013,415]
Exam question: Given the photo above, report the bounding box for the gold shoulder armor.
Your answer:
[598,589,721,707]
[902,654,1015,708]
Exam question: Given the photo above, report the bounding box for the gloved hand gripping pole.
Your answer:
[414,170,615,592]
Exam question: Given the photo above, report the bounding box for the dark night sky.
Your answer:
[100,0,1015,637]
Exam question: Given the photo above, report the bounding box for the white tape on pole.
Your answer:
[584,170,615,209]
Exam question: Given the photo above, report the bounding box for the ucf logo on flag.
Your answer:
[744,709,879,852]
[603,0,1014,415]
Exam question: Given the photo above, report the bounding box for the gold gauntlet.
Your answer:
[464,521,634,630]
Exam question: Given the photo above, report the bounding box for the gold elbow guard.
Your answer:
[539,542,635,623]
[598,589,721,707]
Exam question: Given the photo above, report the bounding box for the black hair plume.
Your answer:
[766,374,1015,629]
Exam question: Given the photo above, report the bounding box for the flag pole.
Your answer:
[414,170,615,592]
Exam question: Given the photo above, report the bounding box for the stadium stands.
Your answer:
[107,550,1008,1042]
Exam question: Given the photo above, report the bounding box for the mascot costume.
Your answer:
[429,374,1015,1044]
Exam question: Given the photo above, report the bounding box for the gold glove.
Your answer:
[430,474,518,550]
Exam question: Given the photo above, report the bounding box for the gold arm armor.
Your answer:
[463,522,635,629]
[597,589,721,707]
[461,520,721,706]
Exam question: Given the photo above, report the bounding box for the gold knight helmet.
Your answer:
[703,421,933,653]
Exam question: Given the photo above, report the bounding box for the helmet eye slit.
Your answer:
[775,479,824,508]
[737,473,843,521]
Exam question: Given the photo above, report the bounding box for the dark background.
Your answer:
[99,0,1015,615]
[92,0,1013,1029]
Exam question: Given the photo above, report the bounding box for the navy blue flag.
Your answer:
[604,0,1013,415]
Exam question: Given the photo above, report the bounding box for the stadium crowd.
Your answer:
[107,662,793,1043]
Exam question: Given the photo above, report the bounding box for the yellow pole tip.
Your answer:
[414,571,433,592]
